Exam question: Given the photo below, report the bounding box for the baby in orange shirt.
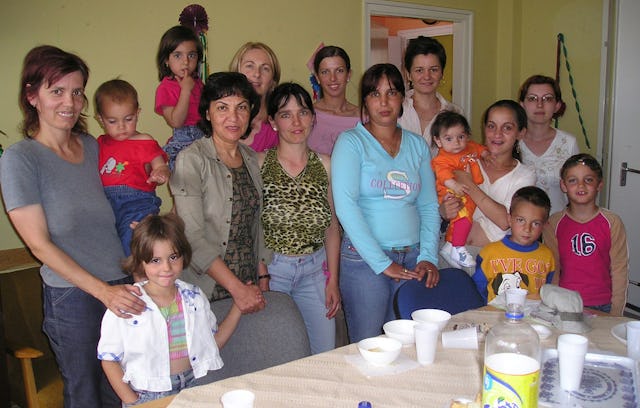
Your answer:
[431,111,487,268]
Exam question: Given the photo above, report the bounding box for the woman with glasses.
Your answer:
[331,64,440,343]
[518,75,579,214]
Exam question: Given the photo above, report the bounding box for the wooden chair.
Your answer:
[2,267,62,408]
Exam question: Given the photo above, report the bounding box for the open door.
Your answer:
[605,0,640,315]
[364,0,473,119]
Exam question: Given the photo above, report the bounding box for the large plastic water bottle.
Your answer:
[482,304,541,408]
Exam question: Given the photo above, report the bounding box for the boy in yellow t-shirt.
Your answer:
[472,186,555,303]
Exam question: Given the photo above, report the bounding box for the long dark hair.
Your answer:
[359,63,405,122]
[156,26,203,81]
[482,99,527,160]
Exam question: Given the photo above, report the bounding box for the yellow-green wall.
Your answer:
[0,0,605,251]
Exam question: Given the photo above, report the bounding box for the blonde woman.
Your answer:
[230,42,281,152]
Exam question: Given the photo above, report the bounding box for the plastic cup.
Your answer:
[414,322,440,365]
[411,309,452,331]
[220,389,255,408]
[505,288,528,309]
[626,321,640,359]
[441,326,478,349]
[557,334,588,391]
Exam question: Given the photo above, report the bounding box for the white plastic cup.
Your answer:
[220,389,255,408]
[441,326,478,349]
[557,334,589,391]
[626,321,640,360]
[411,309,452,331]
[414,322,440,365]
[505,288,528,309]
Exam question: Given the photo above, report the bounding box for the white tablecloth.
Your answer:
[166,310,630,408]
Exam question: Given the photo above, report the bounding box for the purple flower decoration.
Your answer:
[179,4,209,34]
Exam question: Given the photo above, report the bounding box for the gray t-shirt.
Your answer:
[0,133,126,287]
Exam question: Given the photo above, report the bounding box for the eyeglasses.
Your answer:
[524,94,556,104]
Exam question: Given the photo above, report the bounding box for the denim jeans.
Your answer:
[163,125,205,171]
[43,276,133,408]
[104,185,162,256]
[268,247,336,354]
[124,369,195,407]
[587,303,612,314]
[339,236,419,343]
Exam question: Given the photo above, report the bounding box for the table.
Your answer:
[139,309,631,408]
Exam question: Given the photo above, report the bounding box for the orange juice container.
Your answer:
[482,304,540,408]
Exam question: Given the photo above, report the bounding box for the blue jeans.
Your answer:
[587,303,612,314]
[43,276,133,408]
[104,185,162,256]
[268,247,336,354]
[124,369,195,407]
[340,236,419,343]
[163,125,205,171]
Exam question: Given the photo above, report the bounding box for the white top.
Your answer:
[398,90,463,158]
[519,129,580,215]
[97,279,223,392]
[473,161,537,242]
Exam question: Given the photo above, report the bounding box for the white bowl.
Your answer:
[357,337,402,366]
[411,309,452,331]
[383,319,418,345]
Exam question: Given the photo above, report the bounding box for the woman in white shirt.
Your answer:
[518,75,580,214]
[398,36,462,157]
[440,100,536,272]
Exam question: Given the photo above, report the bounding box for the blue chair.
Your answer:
[393,268,485,319]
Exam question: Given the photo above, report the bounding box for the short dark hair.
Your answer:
[19,45,90,138]
[156,26,203,81]
[431,111,471,141]
[122,213,192,279]
[313,45,351,73]
[518,74,562,103]
[94,79,139,117]
[482,99,528,160]
[403,36,446,72]
[359,63,405,122]
[198,72,260,138]
[560,153,603,181]
[510,186,551,219]
[267,82,315,119]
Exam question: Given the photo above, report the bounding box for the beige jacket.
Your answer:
[170,137,272,299]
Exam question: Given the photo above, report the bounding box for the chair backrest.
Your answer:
[394,268,485,319]
[197,291,311,384]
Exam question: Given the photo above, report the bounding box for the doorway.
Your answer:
[365,0,474,118]
[603,0,640,315]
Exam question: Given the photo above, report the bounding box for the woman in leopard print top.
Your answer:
[258,83,341,354]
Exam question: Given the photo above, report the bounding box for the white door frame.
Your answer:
[364,0,474,118]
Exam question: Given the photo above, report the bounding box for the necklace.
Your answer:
[375,134,401,157]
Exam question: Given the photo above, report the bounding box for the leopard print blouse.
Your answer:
[261,149,331,254]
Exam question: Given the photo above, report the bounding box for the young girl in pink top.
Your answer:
[155,26,205,170]
[543,154,628,315]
